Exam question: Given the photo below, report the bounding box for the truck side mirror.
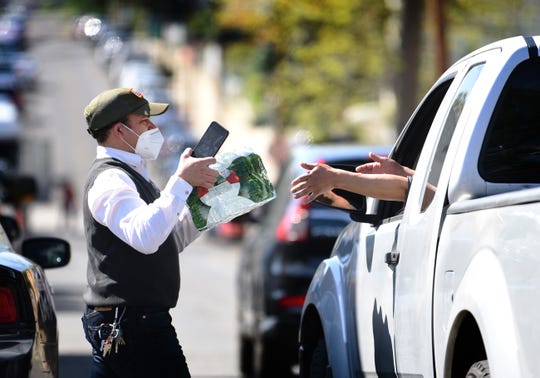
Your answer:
[315,190,379,224]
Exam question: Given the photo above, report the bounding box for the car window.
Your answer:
[479,58,540,183]
[377,77,454,220]
[264,153,371,231]
[0,223,11,251]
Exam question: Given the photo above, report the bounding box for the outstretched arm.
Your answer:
[356,152,437,209]
[290,162,409,205]
[355,152,415,177]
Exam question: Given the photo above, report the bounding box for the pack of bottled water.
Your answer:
[187,148,276,230]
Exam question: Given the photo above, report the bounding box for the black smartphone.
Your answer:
[192,121,229,157]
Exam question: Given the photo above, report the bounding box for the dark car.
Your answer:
[0,45,39,90]
[0,174,71,377]
[0,60,23,110]
[0,12,28,51]
[237,143,391,377]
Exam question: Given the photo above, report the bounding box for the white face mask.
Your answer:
[120,123,164,160]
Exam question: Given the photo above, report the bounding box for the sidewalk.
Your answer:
[26,200,83,236]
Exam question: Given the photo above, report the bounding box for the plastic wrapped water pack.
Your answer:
[187,149,276,230]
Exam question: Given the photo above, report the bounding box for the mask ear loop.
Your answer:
[118,123,139,153]
[120,122,140,136]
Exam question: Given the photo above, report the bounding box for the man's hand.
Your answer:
[175,148,219,188]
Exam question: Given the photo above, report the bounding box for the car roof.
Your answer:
[290,143,392,165]
[0,250,35,272]
[0,219,39,272]
[0,223,34,272]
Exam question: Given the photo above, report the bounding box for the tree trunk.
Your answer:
[394,0,425,133]
[430,0,449,76]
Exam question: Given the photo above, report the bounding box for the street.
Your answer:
[20,10,242,378]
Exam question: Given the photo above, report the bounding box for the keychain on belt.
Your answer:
[99,307,127,356]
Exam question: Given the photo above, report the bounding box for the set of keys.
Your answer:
[99,307,126,357]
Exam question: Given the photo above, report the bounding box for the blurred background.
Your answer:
[1,0,539,377]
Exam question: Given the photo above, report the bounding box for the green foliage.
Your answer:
[63,0,540,143]
[446,0,531,58]
[60,0,108,15]
[217,0,391,142]
[187,6,220,41]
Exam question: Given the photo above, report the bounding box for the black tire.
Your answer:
[466,360,490,378]
[240,336,254,377]
[309,338,332,378]
[253,337,288,378]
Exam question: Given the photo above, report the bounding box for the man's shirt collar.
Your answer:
[96,146,149,180]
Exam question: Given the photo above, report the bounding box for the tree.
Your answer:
[73,0,538,141]
[429,0,448,76]
[395,0,425,132]
[217,0,391,142]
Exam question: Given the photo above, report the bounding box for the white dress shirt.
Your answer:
[87,146,200,254]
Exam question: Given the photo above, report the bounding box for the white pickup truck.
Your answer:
[299,35,540,378]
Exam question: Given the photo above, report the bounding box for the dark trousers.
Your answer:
[82,306,191,378]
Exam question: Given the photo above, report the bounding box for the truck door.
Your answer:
[355,76,454,377]
[356,45,501,376]
[393,52,497,376]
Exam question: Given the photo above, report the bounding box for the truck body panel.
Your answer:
[300,35,540,378]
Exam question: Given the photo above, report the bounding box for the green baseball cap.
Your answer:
[84,88,169,132]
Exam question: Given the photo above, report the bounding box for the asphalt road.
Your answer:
[20,10,242,378]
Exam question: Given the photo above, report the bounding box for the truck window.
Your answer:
[422,63,485,210]
[378,78,453,220]
[479,58,540,183]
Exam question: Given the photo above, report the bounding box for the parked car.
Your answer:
[0,174,71,377]
[0,59,23,110]
[108,45,152,86]
[0,11,28,51]
[117,61,167,92]
[237,143,391,377]
[93,28,129,68]
[0,45,38,90]
[0,93,20,170]
[213,213,250,241]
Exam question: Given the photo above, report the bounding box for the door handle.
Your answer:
[385,251,400,265]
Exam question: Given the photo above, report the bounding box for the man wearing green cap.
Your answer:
[80,87,219,378]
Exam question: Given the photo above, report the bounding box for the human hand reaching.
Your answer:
[291,162,337,204]
[355,152,414,177]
